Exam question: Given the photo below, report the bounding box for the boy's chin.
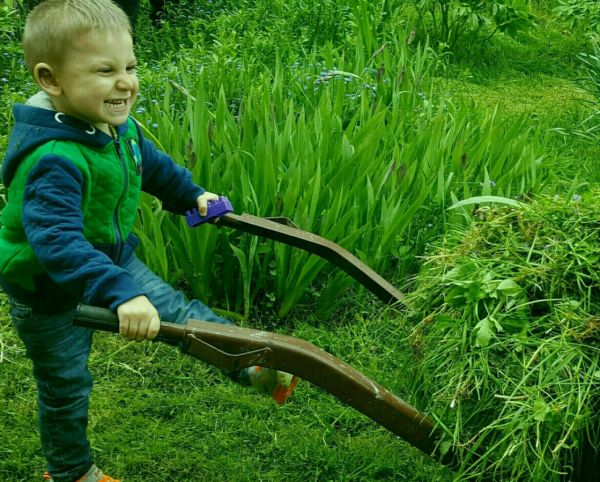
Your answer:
[111,114,130,125]
[103,113,131,127]
[102,106,132,124]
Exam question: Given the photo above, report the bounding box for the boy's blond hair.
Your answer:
[23,0,131,76]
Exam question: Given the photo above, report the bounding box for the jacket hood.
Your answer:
[2,95,131,187]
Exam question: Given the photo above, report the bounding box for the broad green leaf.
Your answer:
[497,279,521,296]
[533,398,550,422]
[474,317,493,347]
[448,195,525,210]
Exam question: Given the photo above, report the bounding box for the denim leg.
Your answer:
[123,254,232,326]
[9,299,93,482]
[122,255,248,382]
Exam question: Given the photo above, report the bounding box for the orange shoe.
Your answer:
[43,464,120,482]
[246,366,299,405]
[272,373,299,405]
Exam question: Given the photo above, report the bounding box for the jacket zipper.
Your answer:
[111,126,128,261]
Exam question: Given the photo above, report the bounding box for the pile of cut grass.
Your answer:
[405,190,600,481]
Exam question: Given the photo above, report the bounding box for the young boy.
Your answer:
[0,1,296,481]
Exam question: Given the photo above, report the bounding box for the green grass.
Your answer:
[404,191,600,481]
[0,294,452,481]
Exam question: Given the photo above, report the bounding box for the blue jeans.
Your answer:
[10,255,231,482]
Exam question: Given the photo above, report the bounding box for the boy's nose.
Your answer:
[116,75,137,91]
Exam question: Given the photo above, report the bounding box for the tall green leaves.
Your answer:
[135,25,548,318]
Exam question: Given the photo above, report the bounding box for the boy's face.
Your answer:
[47,28,138,135]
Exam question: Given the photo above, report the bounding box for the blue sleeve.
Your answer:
[136,125,205,214]
[23,156,146,311]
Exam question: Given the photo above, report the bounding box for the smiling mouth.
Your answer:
[105,99,128,107]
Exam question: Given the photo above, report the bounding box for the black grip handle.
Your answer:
[74,304,120,333]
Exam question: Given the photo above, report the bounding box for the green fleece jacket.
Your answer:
[0,96,204,311]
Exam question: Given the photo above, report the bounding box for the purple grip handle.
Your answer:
[185,196,234,227]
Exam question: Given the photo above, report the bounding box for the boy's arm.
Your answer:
[22,156,145,311]
[137,132,205,214]
[23,156,165,341]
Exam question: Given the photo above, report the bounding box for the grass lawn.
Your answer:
[0,294,452,481]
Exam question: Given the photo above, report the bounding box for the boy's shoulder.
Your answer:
[3,92,143,186]
[4,109,140,188]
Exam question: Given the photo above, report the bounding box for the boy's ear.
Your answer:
[34,63,62,96]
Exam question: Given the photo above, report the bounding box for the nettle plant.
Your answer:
[412,0,533,50]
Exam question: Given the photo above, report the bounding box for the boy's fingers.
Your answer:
[197,192,220,216]
[119,317,129,337]
[135,321,146,342]
[116,296,160,341]
[198,198,208,216]
[147,315,160,340]
[127,319,140,341]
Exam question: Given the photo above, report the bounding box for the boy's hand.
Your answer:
[117,296,160,342]
[196,191,220,216]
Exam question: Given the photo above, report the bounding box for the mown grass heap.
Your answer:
[405,191,600,481]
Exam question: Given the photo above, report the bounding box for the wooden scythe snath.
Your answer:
[215,212,405,306]
[74,199,460,468]
[185,198,405,306]
[75,306,456,467]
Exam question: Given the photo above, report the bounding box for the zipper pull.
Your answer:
[126,139,143,176]
[110,126,123,157]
